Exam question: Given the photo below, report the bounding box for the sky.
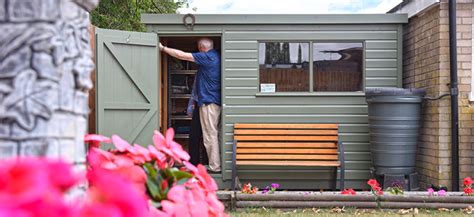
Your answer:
[178,0,403,14]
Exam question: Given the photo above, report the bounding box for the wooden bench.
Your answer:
[231,123,345,190]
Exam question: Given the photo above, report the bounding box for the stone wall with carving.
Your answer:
[0,0,98,167]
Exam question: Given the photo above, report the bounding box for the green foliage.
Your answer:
[386,186,404,195]
[143,163,193,202]
[91,0,190,32]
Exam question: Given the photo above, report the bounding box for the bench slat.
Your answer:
[236,142,337,148]
[234,123,338,129]
[236,160,341,167]
[234,129,338,135]
[236,154,338,160]
[237,148,338,154]
[234,135,338,141]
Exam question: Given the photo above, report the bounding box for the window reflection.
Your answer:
[313,43,363,91]
[259,42,309,92]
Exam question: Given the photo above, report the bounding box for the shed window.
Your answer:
[313,43,363,91]
[259,42,309,92]
[258,41,364,93]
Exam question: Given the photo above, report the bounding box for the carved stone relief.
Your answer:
[0,0,98,165]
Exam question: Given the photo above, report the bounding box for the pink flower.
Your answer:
[184,161,198,172]
[79,203,122,217]
[161,184,226,217]
[341,188,356,195]
[109,135,153,164]
[87,148,147,193]
[148,145,167,168]
[464,177,473,187]
[0,209,30,217]
[84,134,111,148]
[46,160,80,193]
[184,162,218,192]
[82,168,149,217]
[0,158,79,217]
[427,188,435,196]
[149,206,168,217]
[161,200,191,217]
[464,188,473,195]
[0,158,76,204]
[111,135,134,153]
[205,192,225,216]
[132,144,152,162]
[367,179,379,188]
[88,148,134,170]
[161,186,193,216]
[437,189,447,196]
[153,129,190,163]
[83,132,228,217]
[15,198,77,217]
[7,164,48,200]
[0,196,77,217]
[367,179,383,196]
[115,165,148,193]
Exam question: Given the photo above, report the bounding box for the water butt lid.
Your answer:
[365,88,426,97]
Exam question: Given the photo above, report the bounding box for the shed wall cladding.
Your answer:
[221,24,402,189]
[145,17,404,189]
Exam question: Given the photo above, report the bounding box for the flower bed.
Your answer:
[224,178,474,210]
[229,191,474,210]
[0,129,228,217]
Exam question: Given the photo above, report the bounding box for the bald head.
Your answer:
[198,38,213,52]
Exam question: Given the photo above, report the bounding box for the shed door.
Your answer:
[95,28,159,145]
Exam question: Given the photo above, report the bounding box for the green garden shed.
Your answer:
[94,14,408,189]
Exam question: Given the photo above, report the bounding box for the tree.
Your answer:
[91,0,190,32]
[297,44,302,64]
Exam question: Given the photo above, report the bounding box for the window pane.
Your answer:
[259,42,309,92]
[313,43,363,92]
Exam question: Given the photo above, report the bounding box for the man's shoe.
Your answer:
[204,165,221,174]
[208,170,221,174]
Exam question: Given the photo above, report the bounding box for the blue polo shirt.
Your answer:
[192,49,221,106]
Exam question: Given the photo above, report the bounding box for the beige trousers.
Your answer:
[199,103,221,171]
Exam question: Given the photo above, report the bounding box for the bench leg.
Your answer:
[332,167,337,191]
[232,140,237,191]
[231,169,236,191]
[338,140,345,191]
[340,166,345,191]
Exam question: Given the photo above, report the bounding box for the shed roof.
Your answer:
[388,0,439,18]
[141,14,408,25]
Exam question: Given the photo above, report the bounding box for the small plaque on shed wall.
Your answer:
[260,83,276,93]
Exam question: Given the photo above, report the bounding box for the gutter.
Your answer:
[448,0,459,192]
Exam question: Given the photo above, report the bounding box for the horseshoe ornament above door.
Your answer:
[182,14,196,30]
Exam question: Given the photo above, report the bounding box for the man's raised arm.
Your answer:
[159,43,195,62]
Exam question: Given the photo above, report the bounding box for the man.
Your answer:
[159,38,221,173]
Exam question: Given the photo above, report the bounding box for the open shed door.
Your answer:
[95,28,159,145]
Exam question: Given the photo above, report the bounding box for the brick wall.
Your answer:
[403,0,473,190]
[403,4,442,189]
[447,0,474,187]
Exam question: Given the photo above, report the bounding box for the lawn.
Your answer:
[230,207,474,216]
